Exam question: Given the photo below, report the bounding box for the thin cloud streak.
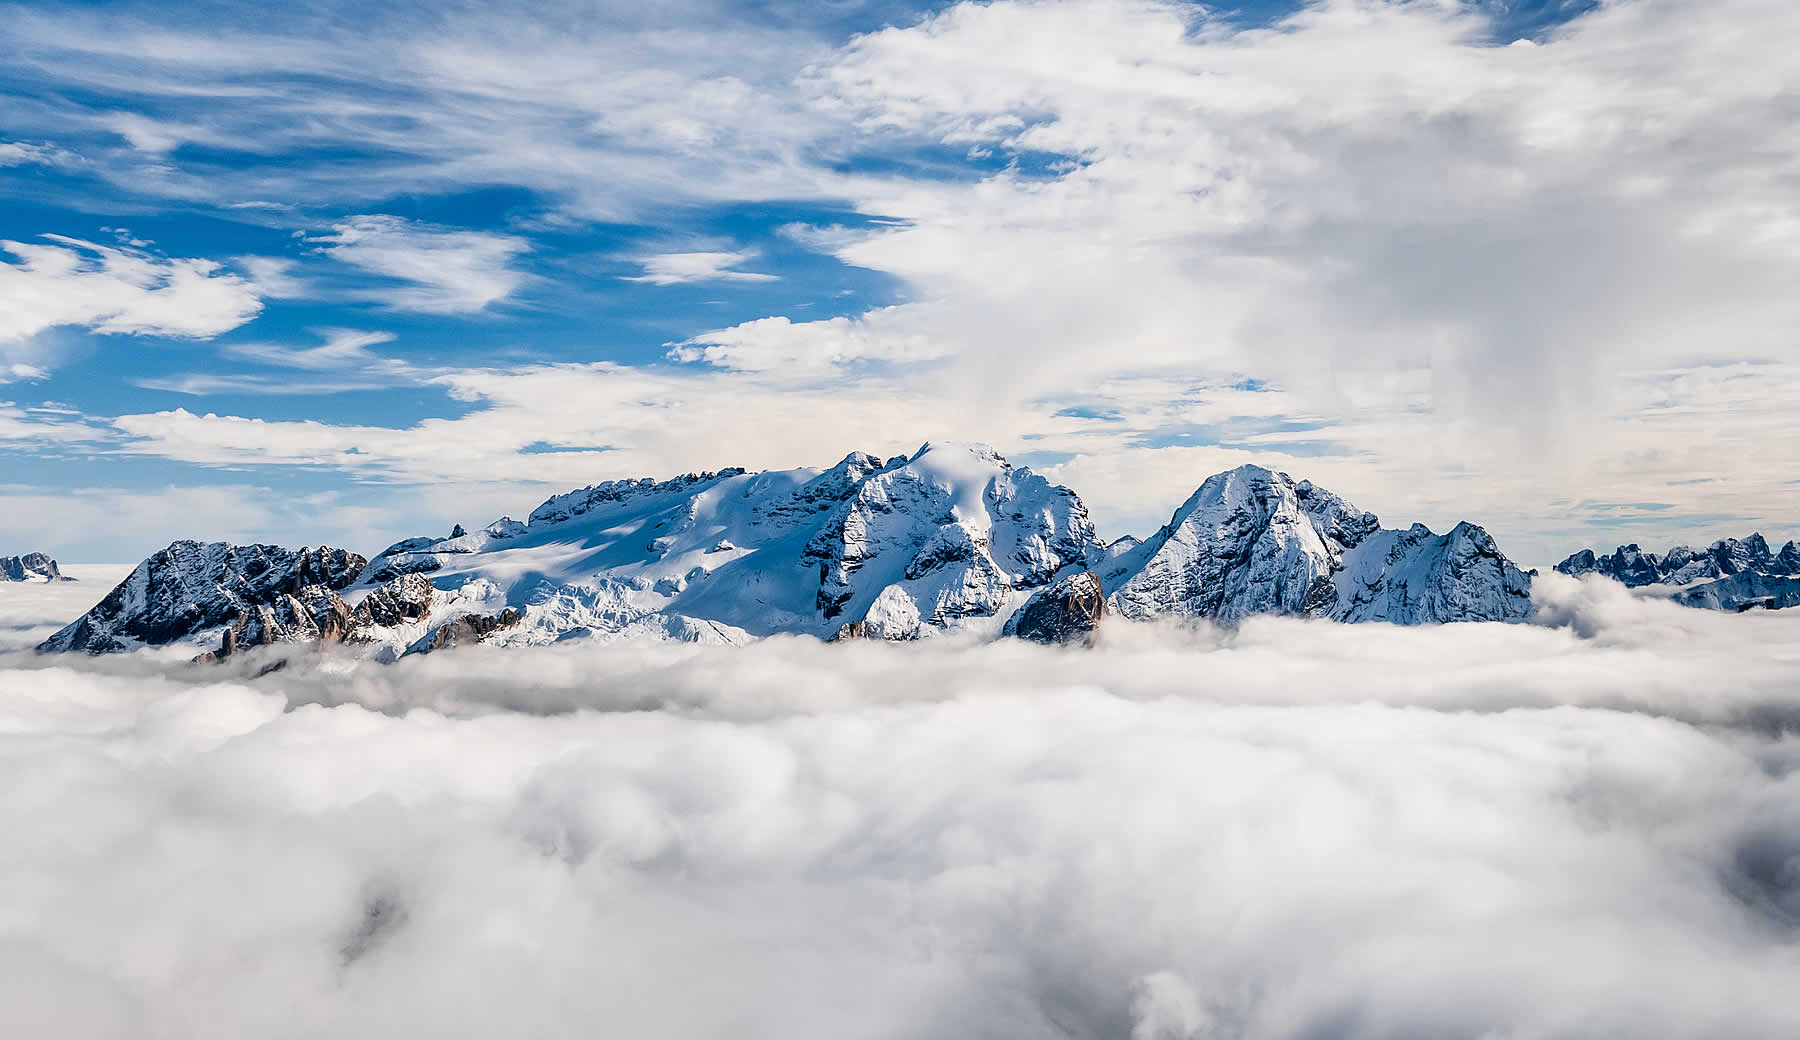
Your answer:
[307,217,531,314]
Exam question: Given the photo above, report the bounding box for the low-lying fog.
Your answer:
[3,573,1798,1038]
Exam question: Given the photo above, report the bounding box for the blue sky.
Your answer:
[2,0,1796,565]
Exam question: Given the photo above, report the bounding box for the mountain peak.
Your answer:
[909,440,1009,467]
[1104,465,1526,625]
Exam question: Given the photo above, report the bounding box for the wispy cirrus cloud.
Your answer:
[0,139,80,168]
[308,216,530,314]
[226,328,397,371]
[231,256,310,299]
[0,2,845,219]
[625,248,777,286]
[136,329,410,396]
[1,363,49,383]
[0,402,113,445]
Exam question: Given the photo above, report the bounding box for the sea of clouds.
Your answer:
[3,571,1799,1038]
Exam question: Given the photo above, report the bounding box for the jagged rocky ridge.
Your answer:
[40,443,1542,657]
[1,552,72,582]
[1557,533,1800,611]
[38,542,520,660]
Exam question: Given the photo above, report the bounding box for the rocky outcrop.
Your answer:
[0,552,72,582]
[1100,466,1531,625]
[1556,533,1800,588]
[1004,570,1107,645]
[1672,572,1800,613]
[39,541,367,654]
[353,574,436,628]
[193,584,356,663]
[192,573,443,663]
[421,608,523,652]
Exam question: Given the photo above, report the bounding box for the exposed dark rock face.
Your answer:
[1004,571,1107,645]
[39,541,367,654]
[0,552,72,582]
[192,584,357,663]
[294,546,365,592]
[423,609,522,652]
[353,574,437,628]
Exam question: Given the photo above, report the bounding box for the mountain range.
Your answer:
[1556,533,1800,612]
[24,442,1776,660]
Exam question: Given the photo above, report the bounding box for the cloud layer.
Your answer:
[4,575,1800,1037]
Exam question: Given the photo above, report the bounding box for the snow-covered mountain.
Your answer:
[39,542,367,654]
[1097,465,1533,625]
[1,552,72,583]
[37,445,1543,658]
[353,442,1101,648]
[1556,533,1800,611]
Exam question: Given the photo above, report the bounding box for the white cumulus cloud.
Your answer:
[0,234,263,343]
